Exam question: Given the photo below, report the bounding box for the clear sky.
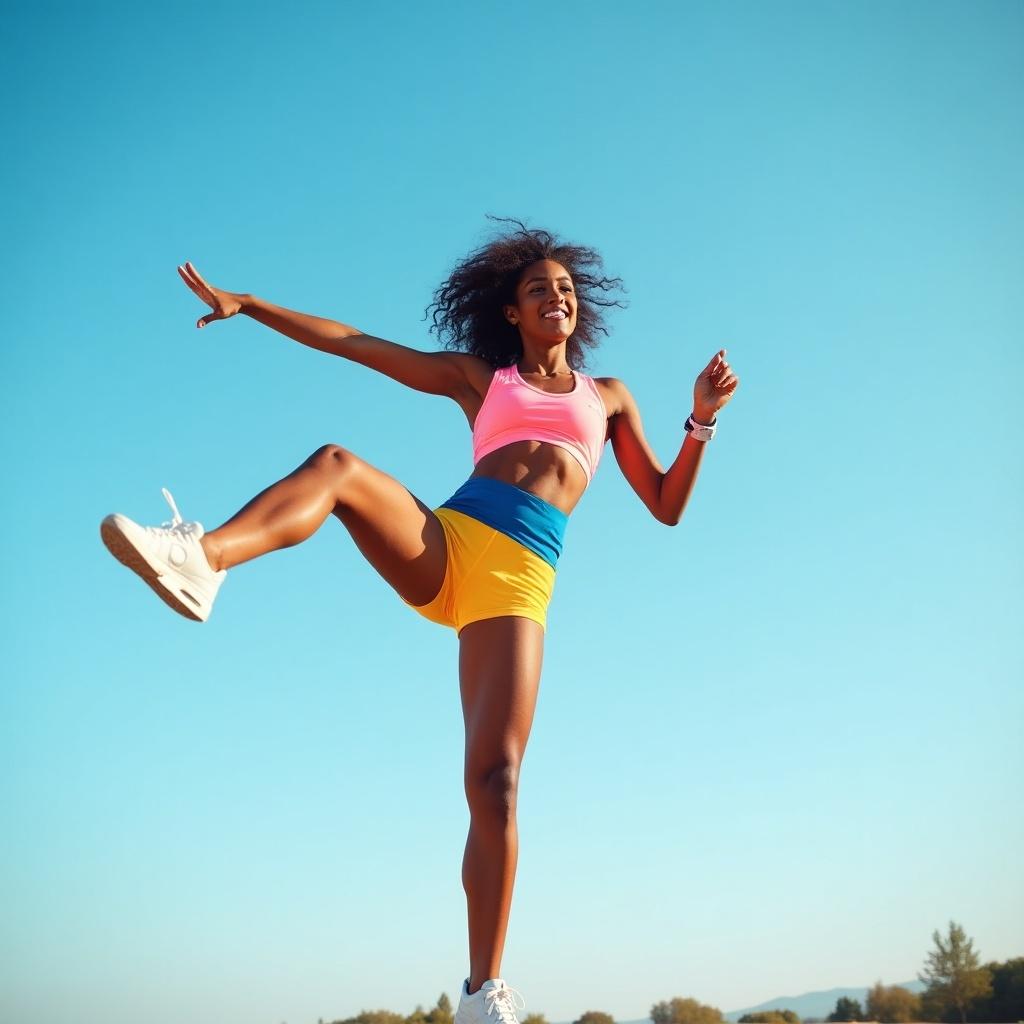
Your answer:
[2,3,1021,1024]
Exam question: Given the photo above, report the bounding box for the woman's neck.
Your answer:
[518,351,571,377]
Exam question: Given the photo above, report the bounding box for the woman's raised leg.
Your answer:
[458,615,545,995]
[102,444,451,619]
[200,444,449,607]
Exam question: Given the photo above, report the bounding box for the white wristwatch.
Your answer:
[685,413,717,442]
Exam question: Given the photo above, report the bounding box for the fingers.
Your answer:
[696,348,738,405]
[702,348,726,374]
[177,262,206,301]
[708,352,732,383]
[176,262,199,295]
[177,262,222,329]
[177,261,215,305]
[183,263,211,300]
[183,261,213,294]
[177,262,199,289]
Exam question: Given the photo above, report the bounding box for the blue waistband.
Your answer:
[440,476,568,569]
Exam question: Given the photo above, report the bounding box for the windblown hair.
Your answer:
[426,216,626,371]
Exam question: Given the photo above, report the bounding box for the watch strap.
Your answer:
[685,414,717,441]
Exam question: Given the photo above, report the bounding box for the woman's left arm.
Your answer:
[608,349,738,526]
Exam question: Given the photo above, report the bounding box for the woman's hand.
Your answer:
[693,349,739,423]
[177,261,244,329]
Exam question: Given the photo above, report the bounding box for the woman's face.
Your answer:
[505,259,577,341]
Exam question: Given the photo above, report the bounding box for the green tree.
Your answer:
[918,921,993,1024]
[573,1012,615,1024]
[827,997,864,1022]
[522,1014,549,1024]
[973,958,1024,1023]
[987,954,1024,1019]
[428,994,454,1024]
[866,982,921,1023]
[740,1013,800,1024]
[651,997,724,1024]
[919,985,947,1023]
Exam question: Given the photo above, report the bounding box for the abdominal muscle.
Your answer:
[470,440,588,516]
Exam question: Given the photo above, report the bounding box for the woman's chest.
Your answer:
[455,370,613,436]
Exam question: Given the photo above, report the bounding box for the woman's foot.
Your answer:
[100,488,226,622]
[454,979,526,1024]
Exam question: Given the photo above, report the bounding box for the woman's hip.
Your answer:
[401,476,567,635]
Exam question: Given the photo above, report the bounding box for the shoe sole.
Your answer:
[100,515,207,622]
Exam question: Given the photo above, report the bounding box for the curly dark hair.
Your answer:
[425,216,626,372]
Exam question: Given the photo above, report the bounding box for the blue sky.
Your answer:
[2,3,1021,1024]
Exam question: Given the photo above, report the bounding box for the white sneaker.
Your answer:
[100,488,226,622]
[454,979,526,1024]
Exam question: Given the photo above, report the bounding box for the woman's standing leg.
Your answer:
[458,615,545,994]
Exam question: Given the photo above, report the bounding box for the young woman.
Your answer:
[100,219,738,1024]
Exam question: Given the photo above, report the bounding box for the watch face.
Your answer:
[687,416,715,440]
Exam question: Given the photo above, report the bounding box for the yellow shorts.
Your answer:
[402,508,557,635]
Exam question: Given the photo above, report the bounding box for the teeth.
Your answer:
[544,312,566,319]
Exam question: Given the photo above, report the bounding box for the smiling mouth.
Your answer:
[543,311,568,321]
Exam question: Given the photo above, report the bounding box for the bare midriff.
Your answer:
[470,441,588,517]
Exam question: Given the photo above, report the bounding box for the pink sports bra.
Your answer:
[472,364,608,486]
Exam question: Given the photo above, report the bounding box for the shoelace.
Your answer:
[146,487,197,539]
[160,487,184,527]
[484,986,526,1024]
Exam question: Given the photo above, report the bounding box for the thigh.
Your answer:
[328,448,448,607]
[459,616,545,777]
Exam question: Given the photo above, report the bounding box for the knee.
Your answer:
[466,759,521,824]
[308,444,359,478]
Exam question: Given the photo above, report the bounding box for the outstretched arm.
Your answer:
[176,261,474,399]
[609,349,739,525]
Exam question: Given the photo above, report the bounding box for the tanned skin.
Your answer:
[175,257,738,994]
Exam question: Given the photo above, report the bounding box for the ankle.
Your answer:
[200,533,224,573]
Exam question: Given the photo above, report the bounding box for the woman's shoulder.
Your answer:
[591,375,627,417]
[446,352,498,400]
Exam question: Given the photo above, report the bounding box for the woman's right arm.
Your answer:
[178,262,473,399]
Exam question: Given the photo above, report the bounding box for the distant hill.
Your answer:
[553,980,928,1024]
[724,980,927,1022]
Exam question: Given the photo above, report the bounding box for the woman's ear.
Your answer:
[503,303,519,326]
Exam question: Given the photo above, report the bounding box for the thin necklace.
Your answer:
[519,365,572,378]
